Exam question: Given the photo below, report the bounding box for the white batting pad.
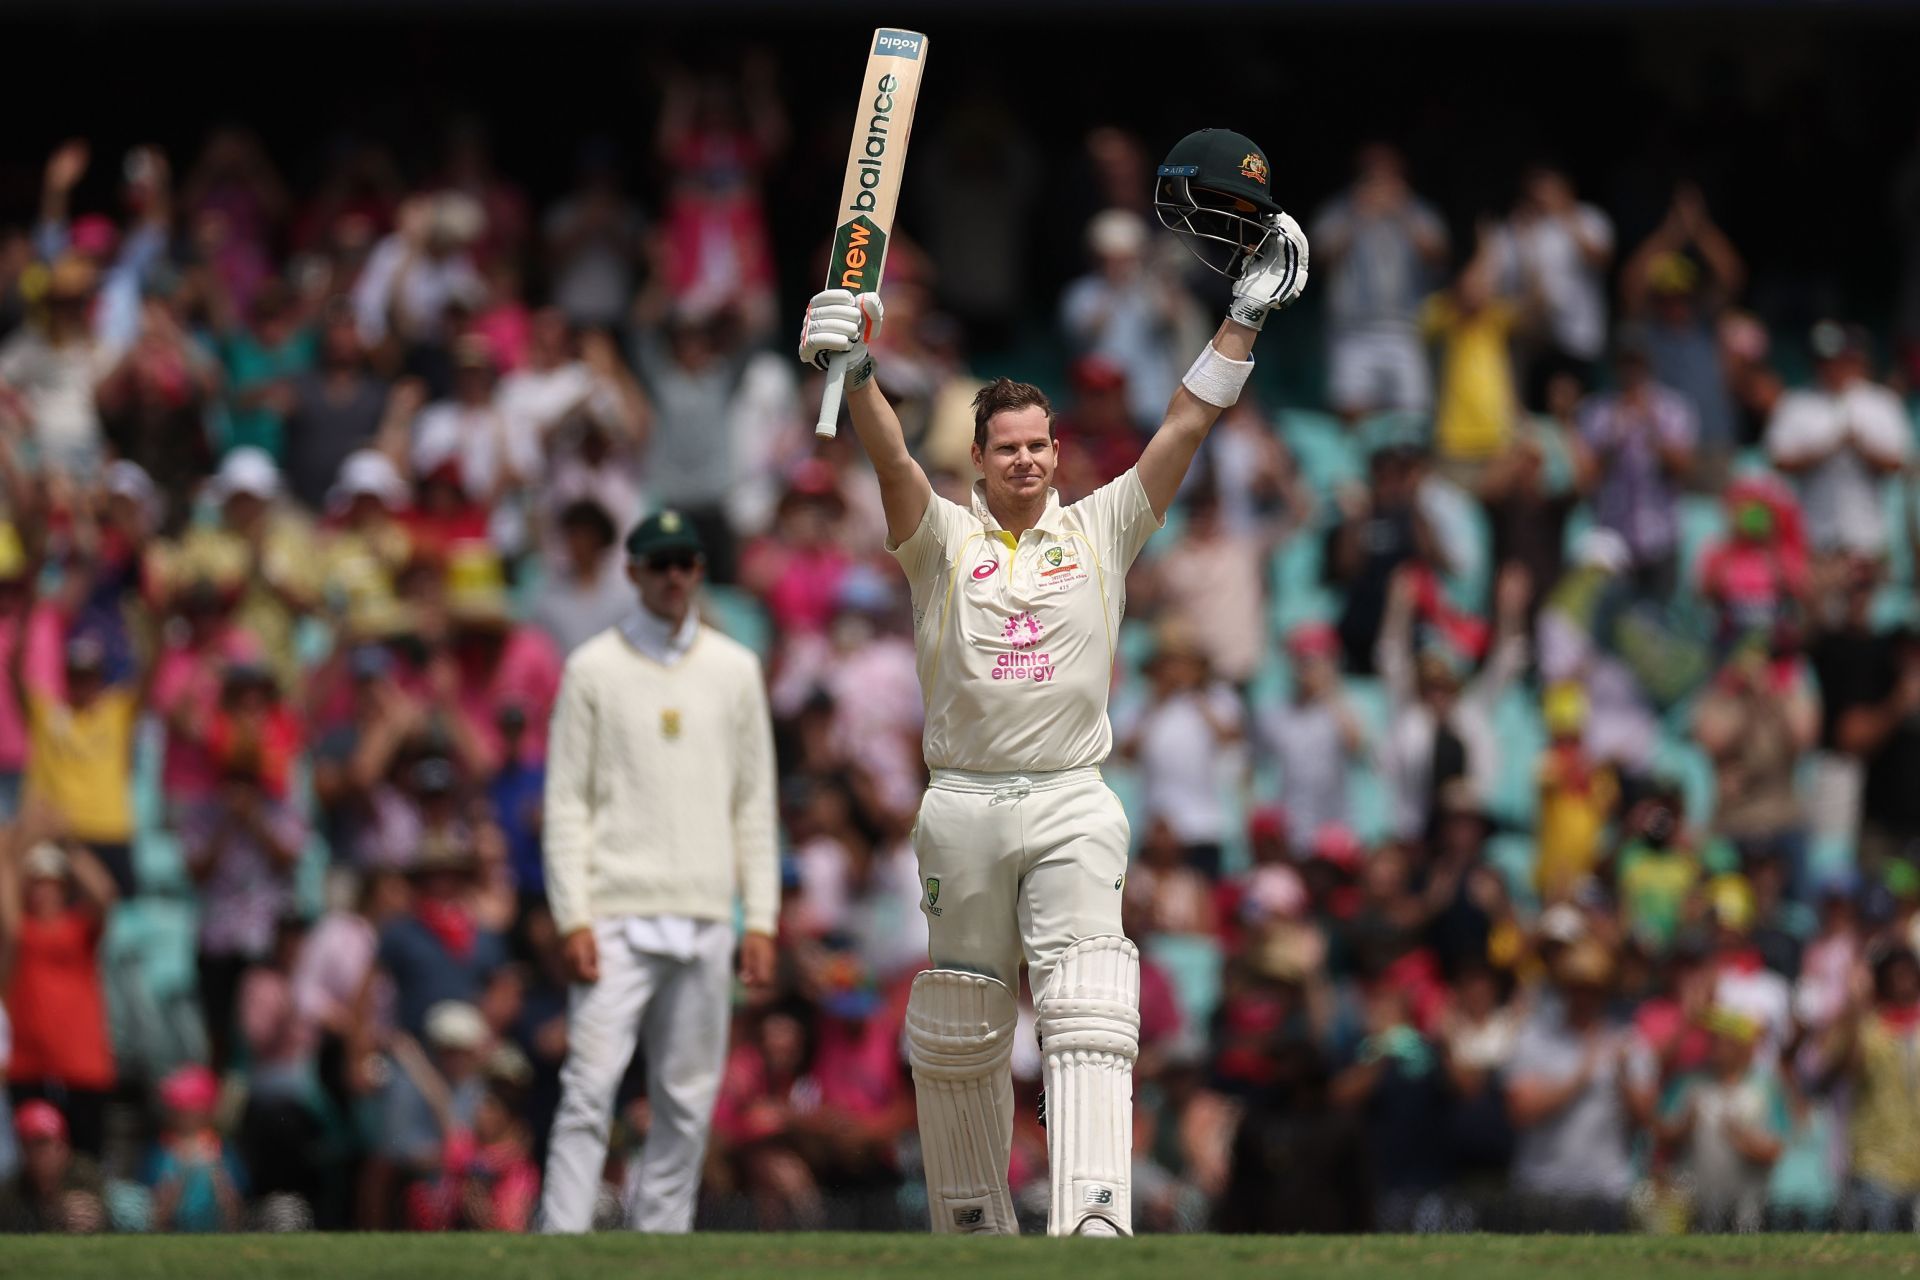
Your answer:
[1036,935,1140,1236]
[906,969,1019,1235]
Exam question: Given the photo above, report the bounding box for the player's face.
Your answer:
[629,551,705,624]
[973,406,1056,508]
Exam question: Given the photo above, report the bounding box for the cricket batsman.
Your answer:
[796,128,1307,1236]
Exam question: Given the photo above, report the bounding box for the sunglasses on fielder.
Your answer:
[643,551,702,575]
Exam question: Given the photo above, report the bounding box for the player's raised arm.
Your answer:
[1136,129,1310,519]
[799,288,932,545]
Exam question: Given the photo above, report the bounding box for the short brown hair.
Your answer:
[972,378,1054,451]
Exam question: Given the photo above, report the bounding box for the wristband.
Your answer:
[845,352,876,393]
[1181,342,1255,408]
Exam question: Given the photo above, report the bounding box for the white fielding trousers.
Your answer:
[540,917,734,1233]
[912,767,1131,999]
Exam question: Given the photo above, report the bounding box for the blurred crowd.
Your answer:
[3,70,1920,1237]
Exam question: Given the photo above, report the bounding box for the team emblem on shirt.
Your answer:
[925,877,942,915]
[661,709,682,739]
[1002,612,1046,649]
[1045,546,1064,568]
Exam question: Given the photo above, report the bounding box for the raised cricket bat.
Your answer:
[815,27,929,438]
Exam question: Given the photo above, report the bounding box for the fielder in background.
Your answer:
[798,128,1307,1237]
[538,511,780,1233]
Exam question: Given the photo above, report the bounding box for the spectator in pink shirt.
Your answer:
[740,461,853,639]
[151,576,264,816]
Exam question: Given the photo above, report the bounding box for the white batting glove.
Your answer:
[798,289,885,389]
[1228,212,1310,331]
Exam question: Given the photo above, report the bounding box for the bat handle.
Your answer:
[814,351,850,439]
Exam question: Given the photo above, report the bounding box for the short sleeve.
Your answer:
[1854,389,1913,459]
[1766,394,1828,463]
[886,491,972,598]
[1069,468,1165,574]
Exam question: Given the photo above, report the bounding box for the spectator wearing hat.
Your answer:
[1312,143,1448,423]
[180,734,308,1072]
[1653,1006,1786,1233]
[1117,619,1247,879]
[145,1063,246,1233]
[540,508,778,1234]
[440,545,561,774]
[0,833,118,1158]
[376,999,492,1227]
[1817,945,1920,1230]
[282,305,405,515]
[1061,207,1206,430]
[1256,622,1368,857]
[155,446,318,689]
[1766,321,1910,567]
[1696,476,1810,651]
[319,448,415,621]
[0,252,116,479]
[1620,184,1746,470]
[1502,938,1655,1229]
[1534,681,1620,905]
[0,1099,107,1233]
[1575,328,1697,601]
[1377,564,1530,843]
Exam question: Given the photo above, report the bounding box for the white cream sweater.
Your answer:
[543,623,779,937]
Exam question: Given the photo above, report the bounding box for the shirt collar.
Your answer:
[969,481,1065,539]
[619,603,700,665]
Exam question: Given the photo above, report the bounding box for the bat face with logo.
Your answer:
[814,27,930,439]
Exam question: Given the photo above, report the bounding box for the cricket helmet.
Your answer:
[1154,128,1284,279]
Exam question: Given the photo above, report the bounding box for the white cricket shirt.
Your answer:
[888,468,1162,773]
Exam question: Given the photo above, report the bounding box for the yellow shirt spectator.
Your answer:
[1849,1013,1920,1194]
[1422,292,1520,462]
[23,688,138,842]
[1535,743,1619,902]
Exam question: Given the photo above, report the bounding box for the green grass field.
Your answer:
[7,1233,1920,1279]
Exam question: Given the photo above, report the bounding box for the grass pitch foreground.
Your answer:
[7,1231,1919,1279]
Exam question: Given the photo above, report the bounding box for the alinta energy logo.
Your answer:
[994,612,1055,683]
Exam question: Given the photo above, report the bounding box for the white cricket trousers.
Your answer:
[540,917,734,1233]
[913,767,1130,998]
